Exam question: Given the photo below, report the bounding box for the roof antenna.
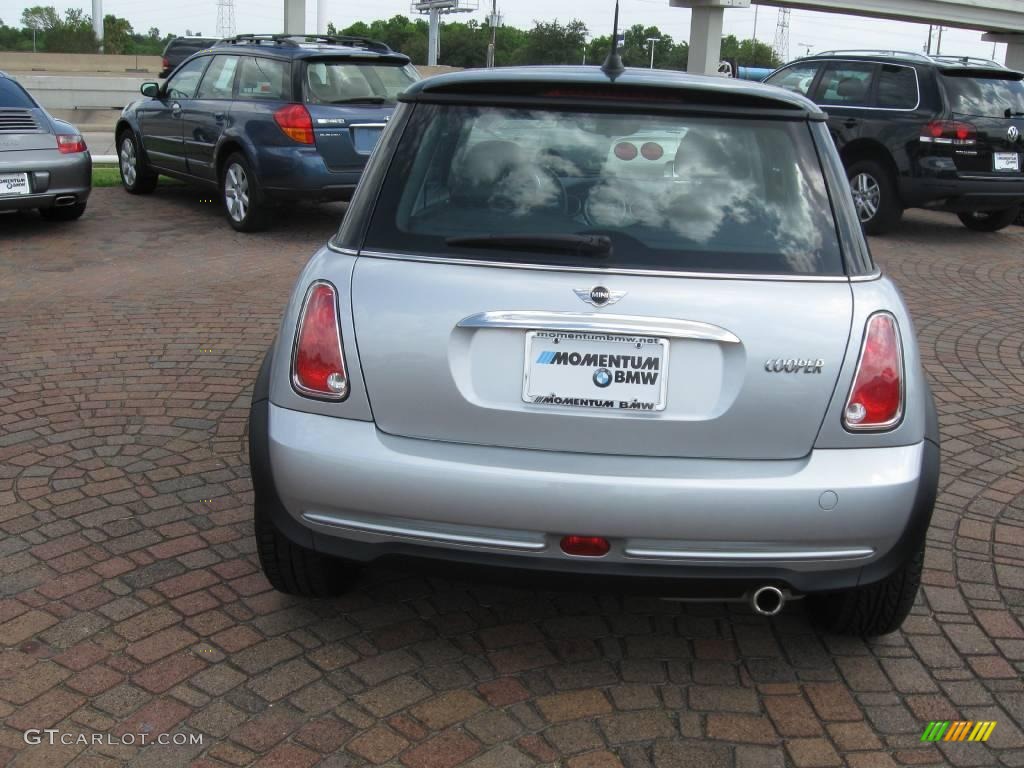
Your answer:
[601,0,625,80]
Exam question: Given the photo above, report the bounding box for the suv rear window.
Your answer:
[0,78,36,108]
[363,105,843,276]
[941,71,1024,118]
[304,62,417,105]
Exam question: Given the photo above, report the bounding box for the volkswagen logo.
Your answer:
[593,368,612,388]
[1009,125,1021,143]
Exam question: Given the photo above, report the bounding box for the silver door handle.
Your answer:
[171,102,182,116]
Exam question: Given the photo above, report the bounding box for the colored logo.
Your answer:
[536,350,558,364]
[921,721,996,743]
[592,367,612,388]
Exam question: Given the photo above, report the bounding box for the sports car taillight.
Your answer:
[843,312,903,431]
[56,134,87,154]
[291,281,348,400]
[274,104,314,145]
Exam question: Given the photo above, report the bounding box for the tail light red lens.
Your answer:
[843,313,903,431]
[291,281,348,400]
[162,57,170,70]
[614,142,638,161]
[56,134,87,154]
[640,142,664,161]
[274,104,314,145]
[560,535,610,557]
[923,120,976,144]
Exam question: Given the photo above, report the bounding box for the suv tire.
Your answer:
[118,131,158,194]
[806,542,924,636]
[847,159,902,235]
[957,207,1020,232]
[221,152,269,232]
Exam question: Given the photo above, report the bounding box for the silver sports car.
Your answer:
[0,71,91,220]
[249,65,940,637]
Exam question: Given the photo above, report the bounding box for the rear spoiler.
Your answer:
[939,67,1024,81]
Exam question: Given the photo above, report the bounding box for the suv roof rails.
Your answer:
[929,54,1005,68]
[815,49,932,62]
[216,33,392,53]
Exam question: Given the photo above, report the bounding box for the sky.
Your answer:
[0,0,1008,64]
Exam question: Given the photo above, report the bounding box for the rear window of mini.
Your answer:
[361,103,844,275]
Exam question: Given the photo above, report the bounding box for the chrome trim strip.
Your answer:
[624,546,874,561]
[340,247,856,282]
[459,310,741,344]
[302,512,547,552]
[351,123,388,129]
[849,268,882,282]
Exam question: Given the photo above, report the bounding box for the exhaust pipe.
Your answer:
[54,195,77,207]
[750,585,785,617]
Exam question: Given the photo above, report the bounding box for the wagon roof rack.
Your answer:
[814,49,932,62]
[929,54,1005,68]
[216,34,392,53]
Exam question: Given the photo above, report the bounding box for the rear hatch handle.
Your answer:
[458,311,740,343]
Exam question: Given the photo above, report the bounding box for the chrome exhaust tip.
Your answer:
[54,195,77,207]
[751,585,785,617]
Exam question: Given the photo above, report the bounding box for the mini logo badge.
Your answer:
[574,286,626,307]
[1009,125,1020,143]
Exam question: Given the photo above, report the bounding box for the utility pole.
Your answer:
[647,37,660,69]
[936,26,944,55]
[926,25,933,54]
[752,4,758,42]
[486,0,499,68]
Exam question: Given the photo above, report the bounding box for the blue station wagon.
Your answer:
[115,34,419,231]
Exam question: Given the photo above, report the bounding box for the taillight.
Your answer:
[614,142,638,161]
[921,120,976,145]
[162,57,170,70]
[291,281,348,400]
[56,134,87,154]
[640,142,664,161]
[274,104,314,145]
[843,312,903,431]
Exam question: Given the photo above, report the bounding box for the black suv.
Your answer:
[766,50,1024,233]
[159,37,219,79]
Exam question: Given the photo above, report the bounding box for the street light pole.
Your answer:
[647,37,660,69]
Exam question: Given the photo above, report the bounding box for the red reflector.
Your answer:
[560,535,610,557]
[640,142,664,161]
[56,134,87,154]
[274,104,314,145]
[614,142,638,161]
[292,282,348,400]
[843,313,903,431]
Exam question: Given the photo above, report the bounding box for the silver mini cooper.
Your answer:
[249,65,939,636]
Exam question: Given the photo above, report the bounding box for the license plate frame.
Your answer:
[351,125,384,155]
[522,331,670,412]
[993,152,1020,172]
[0,172,30,196]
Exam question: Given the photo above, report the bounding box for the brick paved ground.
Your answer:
[1,188,1023,768]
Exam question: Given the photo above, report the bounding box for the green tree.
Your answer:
[103,14,134,54]
[513,19,588,66]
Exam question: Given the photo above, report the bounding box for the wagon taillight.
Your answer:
[291,281,348,400]
[921,120,976,145]
[274,104,314,145]
[843,312,904,431]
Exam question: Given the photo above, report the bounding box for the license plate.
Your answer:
[523,331,669,412]
[0,173,29,196]
[351,126,383,154]
[994,152,1020,172]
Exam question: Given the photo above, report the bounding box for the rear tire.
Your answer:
[806,542,924,636]
[221,152,270,232]
[957,206,1019,232]
[39,202,86,221]
[118,131,158,194]
[846,159,902,235]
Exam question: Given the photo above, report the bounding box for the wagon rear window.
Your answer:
[363,105,843,275]
[941,71,1024,118]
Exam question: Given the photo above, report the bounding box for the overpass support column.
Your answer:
[670,0,751,76]
[982,33,1024,71]
[284,0,305,34]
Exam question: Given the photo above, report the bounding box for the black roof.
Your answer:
[786,50,1022,76]
[400,65,826,117]
[210,34,410,64]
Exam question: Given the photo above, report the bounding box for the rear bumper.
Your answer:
[255,146,363,202]
[0,150,91,211]
[256,398,939,597]
[900,173,1024,212]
